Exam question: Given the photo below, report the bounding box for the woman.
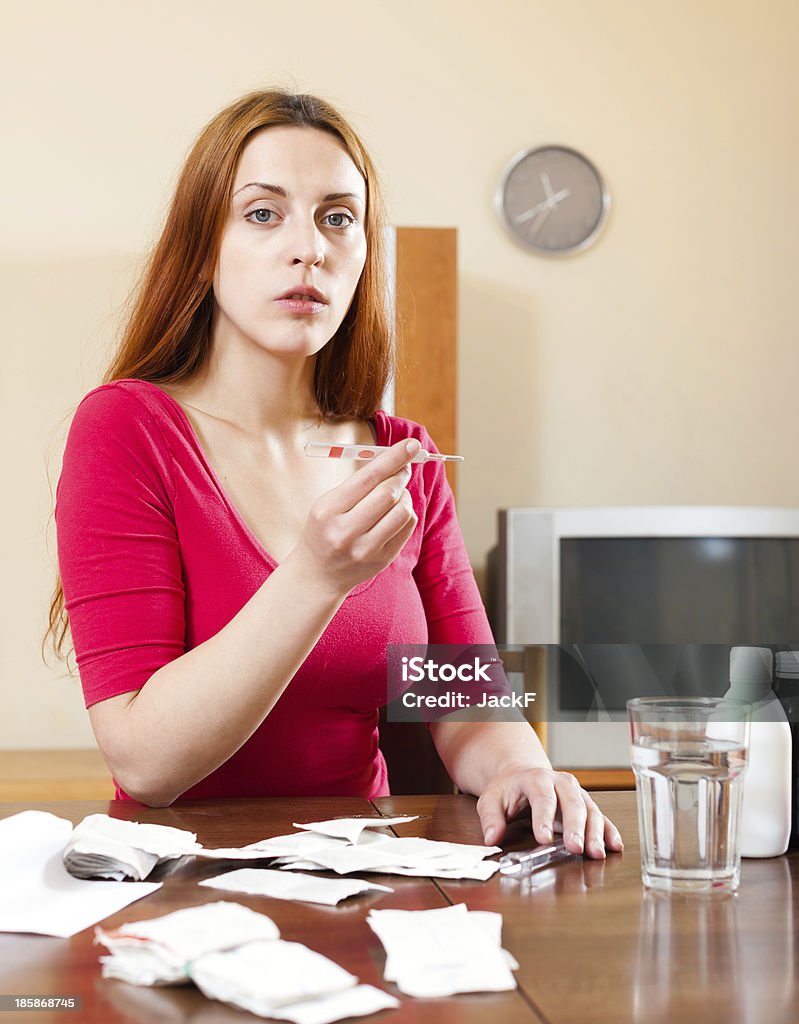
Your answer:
[48,89,622,858]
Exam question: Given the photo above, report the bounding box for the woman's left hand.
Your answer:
[476,766,624,858]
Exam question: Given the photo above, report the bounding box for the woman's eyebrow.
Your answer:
[233,182,364,205]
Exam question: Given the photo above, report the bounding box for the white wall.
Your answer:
[2,0,797,747]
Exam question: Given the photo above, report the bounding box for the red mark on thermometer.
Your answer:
[304,442,464,464]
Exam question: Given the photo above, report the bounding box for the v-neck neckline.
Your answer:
[133,379,385,593]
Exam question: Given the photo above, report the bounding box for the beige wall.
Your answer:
[2,1,796,748]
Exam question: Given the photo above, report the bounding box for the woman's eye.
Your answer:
[244,208,355,228]
[323,212,355,229]
[246,208,276,224]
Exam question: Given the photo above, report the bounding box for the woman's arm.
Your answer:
[90,548,346,805]
[408,423,623,858]
[430,718,624,858]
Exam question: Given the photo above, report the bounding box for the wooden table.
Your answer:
[0,793,796,1024]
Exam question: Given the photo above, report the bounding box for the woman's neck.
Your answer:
[173,346,324,442]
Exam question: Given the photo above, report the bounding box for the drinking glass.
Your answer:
[627,696,750,893]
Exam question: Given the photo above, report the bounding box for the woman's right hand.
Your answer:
[290,438,421,595]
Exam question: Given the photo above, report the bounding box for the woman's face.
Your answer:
[212,125,368,359]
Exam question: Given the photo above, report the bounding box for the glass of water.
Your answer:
[627,697,750,894]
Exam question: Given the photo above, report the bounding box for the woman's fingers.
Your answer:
[346,466,413,536]
[299,439,421,592]
[552,772,588,855]
[476,767,624,861]
[377,501,419,558]
[528,790,558,845]
[476,789,510,846]
[323,440,419,515]
[604,814,624,852]
[581,791,606,859]
[356,485,416,551]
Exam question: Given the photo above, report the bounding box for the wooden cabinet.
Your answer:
[389,226,458,497]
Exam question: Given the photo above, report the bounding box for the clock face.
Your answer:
[497,146,609,255]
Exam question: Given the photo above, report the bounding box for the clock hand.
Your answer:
[541,172,555,200]
[529,205,552,238]
[514,198,552,224]
[516,187,572,225]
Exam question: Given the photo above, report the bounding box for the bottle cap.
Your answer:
[729,646,773,688]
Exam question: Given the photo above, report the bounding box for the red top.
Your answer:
[56,379,496,800]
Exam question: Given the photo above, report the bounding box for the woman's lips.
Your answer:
[274,297,327,314]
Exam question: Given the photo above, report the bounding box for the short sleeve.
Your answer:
[412,426,495,645]
[55,384,185,707]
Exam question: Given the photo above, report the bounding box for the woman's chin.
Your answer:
[250,334,333,360]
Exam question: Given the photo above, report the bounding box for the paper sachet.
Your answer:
[0,811,162,938]
[96,901,399,1022]
[192,845,287,860]
[64,814,202,880]
[253,985,399,1024]
[199,868,393,906]
[190,941,398,1023]
[292,816,420,844]
[367,903,518,997]
[243,831,352,858]
[63,813,279,880]
[66,812,501,885]
[95,901,280,985]
[345,861,500,882]
[190,939,356,1008]
[270,828,501,880]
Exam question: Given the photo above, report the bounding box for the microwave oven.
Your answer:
[488,507,799,768]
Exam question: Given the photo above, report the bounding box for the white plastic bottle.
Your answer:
[727,647,792,858]
[774,651,799,848]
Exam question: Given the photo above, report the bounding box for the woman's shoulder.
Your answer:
[75,378,176,418]
[71,378,187,439]
[66,379,184,465]
[373,408,435,449]
[60,380,179,501]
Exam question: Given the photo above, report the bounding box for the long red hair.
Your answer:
[45,89,394,665]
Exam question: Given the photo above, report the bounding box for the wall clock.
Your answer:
[496,145,610,256]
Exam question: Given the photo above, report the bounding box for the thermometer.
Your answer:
[304,442,464,464]
[498,839,575,876]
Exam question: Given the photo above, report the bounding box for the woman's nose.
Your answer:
[292,248,323,267]
[288,220,324,267]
